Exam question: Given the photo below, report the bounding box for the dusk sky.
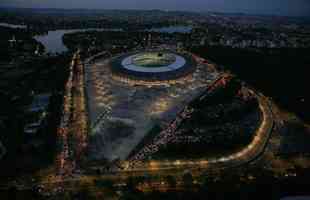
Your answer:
[1,0,310,16]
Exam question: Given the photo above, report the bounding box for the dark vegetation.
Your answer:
[0,26,43,61]
[3,165,307,200]
[63,30,188,55]
[192,46,310,123]
[278,120,310,156]
[152,79,261,159]
[119,167,310,200]
[0,8,191,32]
[0,54,70,179]
[63,31,143,53]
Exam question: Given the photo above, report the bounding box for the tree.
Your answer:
[182,172,194,188]
[165,175,177,188]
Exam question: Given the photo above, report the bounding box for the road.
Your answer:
[54,51,88,179]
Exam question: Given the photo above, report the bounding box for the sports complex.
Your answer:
[85,48,218,161]
[110,50,197,85]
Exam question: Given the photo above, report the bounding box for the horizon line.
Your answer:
[0,6,309,17]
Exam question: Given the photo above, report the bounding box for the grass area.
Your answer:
[132,53,176,68]
[191,46,310,122]
[130,78,262,161]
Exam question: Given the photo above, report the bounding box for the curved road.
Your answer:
[115,90,274,174]
[83,51,275,174]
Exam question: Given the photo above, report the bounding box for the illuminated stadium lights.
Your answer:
[110,50,196,86]
[131,52,176,68]
[124,53,185,72]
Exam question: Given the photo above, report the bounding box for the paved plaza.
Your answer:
[85,51,219,161]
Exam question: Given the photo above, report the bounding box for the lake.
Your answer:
[34,26,192,53]
[0,23,27,29]
[34,28,122,53]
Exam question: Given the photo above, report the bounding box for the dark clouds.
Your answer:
[1,0,310,16]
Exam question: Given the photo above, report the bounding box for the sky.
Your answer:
[1,0,310,16]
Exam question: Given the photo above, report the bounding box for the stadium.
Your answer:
[85,49,218,161]
[110,50,197,85]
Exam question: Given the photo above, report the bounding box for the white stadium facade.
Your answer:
[110,50,196,85]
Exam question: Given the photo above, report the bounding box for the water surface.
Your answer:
[0,23,27,29]
[34,26,192,53]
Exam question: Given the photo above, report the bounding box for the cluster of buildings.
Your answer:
[202,34,309,49]
[185,11,310,49]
